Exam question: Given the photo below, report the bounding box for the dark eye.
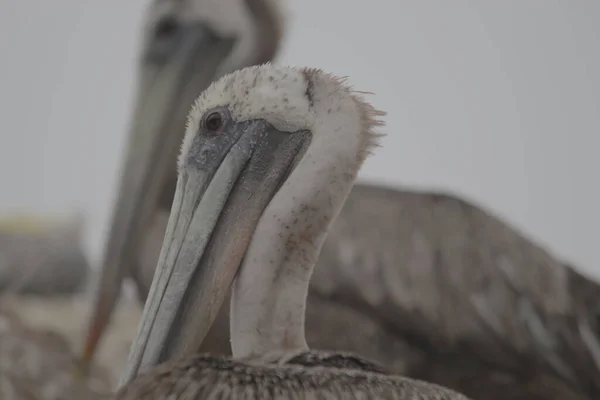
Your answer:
[204,111,224,133]
[154,17,179,40]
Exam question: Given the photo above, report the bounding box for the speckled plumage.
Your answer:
[115,352,468,399]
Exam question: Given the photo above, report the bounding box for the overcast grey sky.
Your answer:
[0,1,599,279]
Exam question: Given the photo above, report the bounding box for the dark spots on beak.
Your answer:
[154,16,179,41]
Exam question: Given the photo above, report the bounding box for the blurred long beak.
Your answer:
[118,119,310,388]
[79,24,234,373]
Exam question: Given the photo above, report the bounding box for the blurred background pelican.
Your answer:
[0,1,598,399]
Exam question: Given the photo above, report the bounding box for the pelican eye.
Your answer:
[203,111,225,134]
[154,17,179,40]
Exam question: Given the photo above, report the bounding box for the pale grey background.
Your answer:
[0,1,598,279]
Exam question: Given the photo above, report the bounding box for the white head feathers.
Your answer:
[180,64,385,171]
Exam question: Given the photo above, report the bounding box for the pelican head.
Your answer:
[81,0,283,370]
[118,64,384,386]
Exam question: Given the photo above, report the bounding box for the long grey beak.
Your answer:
[79,23,234,371]
[118,119,310,388]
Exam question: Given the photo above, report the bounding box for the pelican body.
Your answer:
[115,64,469,399]
[83,0,600,398]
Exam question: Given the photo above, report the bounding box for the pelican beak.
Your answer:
[118,119,310,388]
[79,23,235,374]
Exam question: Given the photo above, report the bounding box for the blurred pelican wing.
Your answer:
[313,184,600,396]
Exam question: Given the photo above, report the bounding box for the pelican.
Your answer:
[83,0,600,398]
[115,63,469,399]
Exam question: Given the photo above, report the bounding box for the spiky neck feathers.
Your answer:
[183,64,385,359]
